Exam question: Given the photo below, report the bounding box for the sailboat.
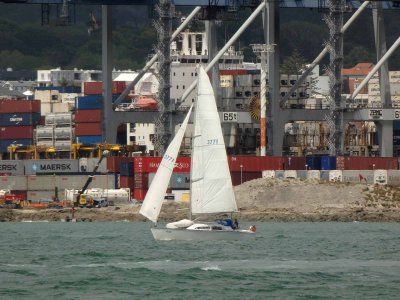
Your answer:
[139,67,256,241]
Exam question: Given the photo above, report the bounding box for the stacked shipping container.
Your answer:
[75,81,126,144]
[0,100,41,153]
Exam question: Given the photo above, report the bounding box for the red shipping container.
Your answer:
[75,109,102,123]
[134,156,191,173]
[75,122,102,136]
[229,156,284,172]
[84,81,126,95]
[283,156,307,170]
[0,100,40,113]
[336,156,398,170]
[134,172,149,189]
[106,157,134,173]
[230,172,262,186]
[120,175,135,189]
[0,126,34,139]
[220,69,248,76]
[133,188,147,201]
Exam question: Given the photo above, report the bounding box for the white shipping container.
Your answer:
[27,175,57,190]
[0,176,28,190]
[57,175,90,190]
[27,190,56,203]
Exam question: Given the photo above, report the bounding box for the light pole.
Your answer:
[240,165,243,184]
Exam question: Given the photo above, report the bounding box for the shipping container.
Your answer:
[0,139,32,153]
[57,175,94,190]
[120,161,134,176]
[0,113,41,127]
[228,156,284,172]
[24,160,79,175]
[394,130,400,145]
[0,126,34,139]
[133,188,147,201]
[394,121,400,131]
[0,100,40,113]
[106,157,133,173]
[148,172,190,189]
[84,81,126,95]
[321,156,336,170]
[305,156,321,170]
[27,175,57,190]
[35,86,81,93]
[134,156,191,173]
[134,172,149,189]
[75,122,102,136]
[54,127,73,140]
[36,126,54,139]
[0,176,27,190]
[230,171,262,186]
[283,156,307,170]
[0,160,24,175]
[76,135,102,144]
[75,95,103,110]
[75,109,102,123]
[336,156,398,170]
[120,175,135,189]
[27,190,57,203]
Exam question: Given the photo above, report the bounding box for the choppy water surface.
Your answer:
[1,222,399,299]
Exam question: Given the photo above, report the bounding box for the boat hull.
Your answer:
[151,228,255,241]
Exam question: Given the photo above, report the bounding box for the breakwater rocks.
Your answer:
[1,178,400,222]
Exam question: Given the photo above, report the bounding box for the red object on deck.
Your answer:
[134,96,158,110]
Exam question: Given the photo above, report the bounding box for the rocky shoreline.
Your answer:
[1,178,400,222]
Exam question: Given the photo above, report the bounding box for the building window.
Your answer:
[176,85,179,89]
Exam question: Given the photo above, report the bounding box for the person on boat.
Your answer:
[234,218,239,229]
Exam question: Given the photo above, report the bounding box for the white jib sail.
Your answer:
[139,105,193,223]
[190,67,238,214]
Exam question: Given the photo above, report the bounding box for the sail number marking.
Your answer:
[163,154,175,163]
[207,139,218,145]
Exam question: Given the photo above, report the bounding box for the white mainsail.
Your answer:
[190,67,238,214]
[139,105,193,223]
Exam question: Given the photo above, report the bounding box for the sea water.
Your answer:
[1,222,400,299]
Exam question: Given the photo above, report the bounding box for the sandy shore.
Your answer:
[1,178,400,222]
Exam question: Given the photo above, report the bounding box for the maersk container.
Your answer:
[0,113,41,127]
[76,135,102,144]
[0,160,24,175]
[0,176,27,190]
[306,156,321,170]
[24,160,79,175]
[321,156,336,170]
[76,95,103,110]
[0,126,34,139]
[0,139,32,153]
[27,176,57,190]
[0,100,40,113]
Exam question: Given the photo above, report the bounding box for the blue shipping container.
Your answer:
[76,95,103,109]
[76,135,102,144]
[120,162,134,177]
[393,121,400,130]
[306,156,321,170]
[35,86,81,93]
[321,156,337,170]
[0,139,32,153]
[0,113,41,126]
